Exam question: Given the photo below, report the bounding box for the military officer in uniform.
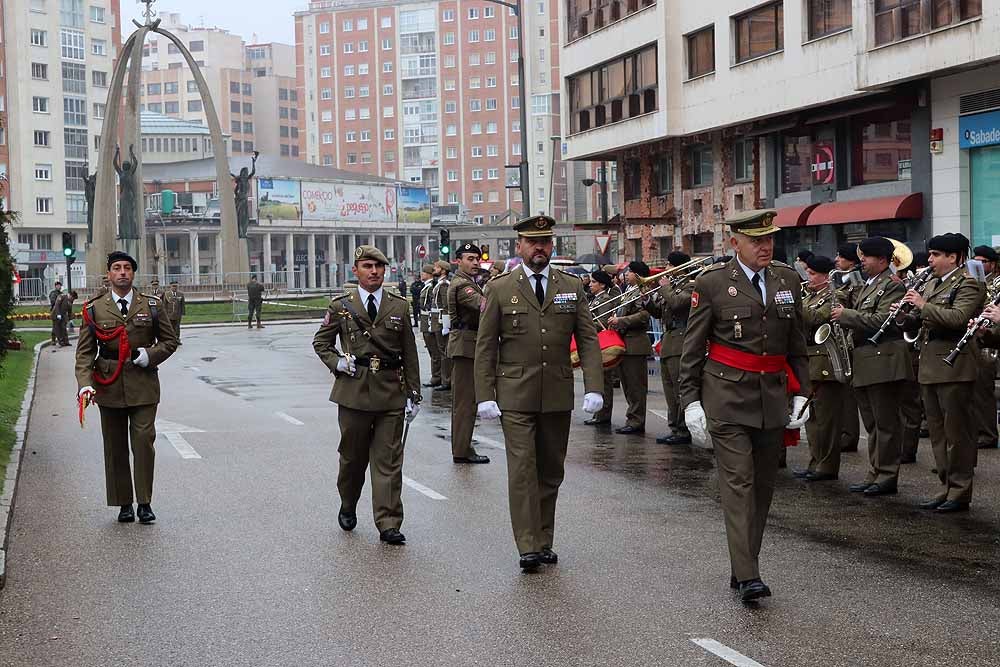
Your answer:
[165,280,185,344]
[53,290,77,347]
[246,276,265,329]
[680,209,810,602]
[972,245,999,450]
[834,243,863,453]
[831,237,913,497]
[312,245,422,544]
[584,270,617,426]
[608,261,652,434]
[417,265,442,387]
[447,242,490,464]
[49,281,63,345]
[75,251,179,524]
[898,234,985,512]
[645,251,694,445]
[797,255,845,481]
[475,215,605,571]
[148,277,165,299]
[431,260,453,391]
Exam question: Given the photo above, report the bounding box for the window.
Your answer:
[734,2,783,63]
[568,45,658,133]
[470,99,482,112]
[34,130,51,147]
[149,83,163,95]
[361,152,373,164]
[488,167,499,179]
[509,26,518,39]
[243,102,253,114]
[32,96,48,113]
[486,98,498,110]
[31,29,48,47]
[322,133,334,144]
[343,19,353,31]
[65,161,87,191]
[344,42,354,53]
[359,40,369,52]
[320,45,331,56]
[537,142,545,154]
[447,170,458,182]
[532,94,551,115]
[733,138,754,182]
[447,147,458,159]
[471,122,482,134]
[448,193,459,204]
[472,169,484,180]
[359,107,370,119]
[344,64,355,76]
[321,88,332,100]
[446,124,457,136]
[31,63,49,80]
[147,102,162,113]
[358,17,369,29]
[360,130,371,142]
[188,100,203,112]
[165,82,178,94]
[443,9,455,21]
[89,4,105,22]
[360,86,370,97]
[469,53,481,66]
[385,150,395,163]
[852,110,912,185]
[511,96,519,109]
[321,66,331,78]
[874,0,980,45]
[381,16,392,28]
[470,77,481,89]
[445,55,456,68]
[346,131,357,142]
[94,102,106,118]
[485,29,496,41]
[484,6,495,18]
[64,97,86,125]
[538,2,545,14]
[445,101,457,113]
[512,143,521,155]
[383,61,394,73]
[487,76,497,88]
[92,70,108,87]
[468,30,480,43]
[487,145,499,157]
[189,40,205,52]
[808,0,851,39]
[187,80,198,93]
[487,121,498,134]
[512,120,520,132]
[91,38,106,56]
[472,192,484,204]
[485,51,496,65]
[382,38,392,50]
[472,146,484,158]
[60,29,85,60]
[359,63,369,74]
[345,86,356,98]
[444,32,456,45]
[384,107,394,117]
[319,21,330,34]
[385,128,395,140]
[34,164,52,180]
[687,27,715,78]
[689,144,714,188]
[244,121,254,134]
[36,197,53,214]
[231,119,242,133]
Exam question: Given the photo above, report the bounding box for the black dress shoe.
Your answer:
[117,505,135,523]
[338,506,357,531]
[379,528,406,544]
[539,548,558,565]
[519,552,541,571]
[422,381,441,388]
[805,472,838,482]
[729,575,738,589]
[615,425,644,435]
[453,454,490,464]
[849,481,875,493]
[433,384,452,392]
[936,500,970,513]
[738,578,772,602]
[919,498,945,510]
[900,455,917,464]
[584,418,611,426]
[657,433,692,445]
[136,504,156,524]
[863,483,897,497]
[792,468,811,479]
[977,441,999,449]
[841,444,859,452]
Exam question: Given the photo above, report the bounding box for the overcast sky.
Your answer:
[125,0,305,45]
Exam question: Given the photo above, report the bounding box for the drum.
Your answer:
[570,330,626,369]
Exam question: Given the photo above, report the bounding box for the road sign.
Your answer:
[416,244,427,259]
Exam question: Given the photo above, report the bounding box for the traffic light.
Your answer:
[480,244,490,261]
[62,232,76,263]
[439,229,451,258]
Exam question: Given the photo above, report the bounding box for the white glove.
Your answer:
[133,348,150,368]
[79,386,95,398]
[442,325,451,335]
[787,395,810,430]
[441,314,451,330]
[405,399,420,423]
[477,400,502,420]
[685,401,708,447]
[336,354,357,376]
[581,392,603,414]
[57,315,63,320]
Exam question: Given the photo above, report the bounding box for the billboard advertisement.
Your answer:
[398,186,430,225]
[301,182,396,224]
[257,178,301,221]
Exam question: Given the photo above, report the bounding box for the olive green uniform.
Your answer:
[974,273,999,448]
[432,274,453,387]
[589,289,617,423]
[52,293,73,346]
[475,267,604,555]
[419,279,442,384]
[837,269,913,489]
[447,270,485,458]
[801,285,846,476]
[646,278,695,436]
[907,270,985,503]
[247,281,265,327]
[679,259,810,583]
[312,289,421,532]
[75,290,179,506]
[165,288,185,340]
[836,279,863,452]
[613,290,651,429]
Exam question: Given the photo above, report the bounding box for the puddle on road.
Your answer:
[200,356,217,362]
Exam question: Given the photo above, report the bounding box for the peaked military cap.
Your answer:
[435,260,453,273]
[456,242,482,258]
[726,209,780,237]
[353,244,389,265]
[514,214,556,238]
[421,263,436,274]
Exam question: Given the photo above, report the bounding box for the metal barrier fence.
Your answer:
[66,271,308,302]
[14,277,46,303]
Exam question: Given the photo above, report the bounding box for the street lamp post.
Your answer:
[582,161,609,225]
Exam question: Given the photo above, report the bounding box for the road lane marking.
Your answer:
[155,419,204,433]
[186,366,201,373]
[690,639,767,667]
[275,411,304,426]
[402,476,447,500]
[474,434,505,450]
[163,432,202,460]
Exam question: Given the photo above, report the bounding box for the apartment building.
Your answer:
[560,0,997,262]
[3,0,121,282]
[140,12,296,161]
[295,0,579,228]
[0,3,10,206]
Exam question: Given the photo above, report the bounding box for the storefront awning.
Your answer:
[774,203,820,228]
[806,193,923,226]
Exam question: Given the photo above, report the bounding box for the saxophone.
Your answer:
[812,270,854,383]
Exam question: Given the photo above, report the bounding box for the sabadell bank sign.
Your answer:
[959,110,1000,149]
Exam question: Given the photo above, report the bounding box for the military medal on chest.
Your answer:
[734,321,743,339]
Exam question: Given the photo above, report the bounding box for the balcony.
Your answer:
[401,65,437,79]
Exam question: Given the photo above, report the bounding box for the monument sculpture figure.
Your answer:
[232,151,259,239]
[114,145,140,240]
[83,168,97,244]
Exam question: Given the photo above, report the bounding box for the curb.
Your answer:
[0,339,48,590]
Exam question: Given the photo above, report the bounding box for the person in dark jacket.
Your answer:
[409,276,424,327]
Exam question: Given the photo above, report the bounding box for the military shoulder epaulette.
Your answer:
[770,260,794,270]
[329,293,350,304]
[139,292,159,303]
[384,289,403,300]
[554,268,581,281]
[702,262,728,274]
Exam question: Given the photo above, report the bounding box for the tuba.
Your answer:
[811,270,854,382]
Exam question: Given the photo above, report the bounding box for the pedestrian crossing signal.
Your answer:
[62,232,76,262]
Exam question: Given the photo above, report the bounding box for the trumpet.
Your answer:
[811,270,855,382]
[867,267,933,345]
[589,256,722,321]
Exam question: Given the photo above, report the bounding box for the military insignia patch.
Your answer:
[511,295,519,304]
[691,291,700,308]
[355,247,363,259]
[465,287,475,295]
[535,219,546,229]
[728,286,738,297]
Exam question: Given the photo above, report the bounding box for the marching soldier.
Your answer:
[246,275,265,329]
[834,243,863,453]
[148,277,165,299]
[312,245,421,544]
[165,280,185,344]
[679,209,810,602]
[898,234,985,512]
[53,290,77,347]
[645,251,694,445]
[447,243,490,464]
[475,215,604,571]
[431,260,453,391]
[418,265,442,388]
[972,245,999,450]
[608,261,652,434]
[797,255,844,481]
[75,251,179,524]
[831,237,913,497]
[584,270,617,426]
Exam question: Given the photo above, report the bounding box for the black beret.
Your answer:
[797,249,815,262]
[973,245,999,262]
[806,255,835,274]
[836,243,858,261]
[667,251,690,267]
[590,270,613,287]
[627,260,651,277]
[456,242,482,258]
[107,251,138,271]
[857,237,894,260]
[927,233,969,255]
[912,251,929,268]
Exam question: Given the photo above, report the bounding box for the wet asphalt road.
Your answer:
[1,323,999,667]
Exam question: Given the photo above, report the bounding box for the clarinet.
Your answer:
[943,289,1000,367]
[867,267,933,345]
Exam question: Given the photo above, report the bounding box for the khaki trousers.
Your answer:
[450,357,478,458]
[922,382,976,503]
[337,405,405,531]
[708,418,783,582]
[804,381,845,475]
[171,319,181,341]
[661,355,686,432]
[899,379,923,459]
[247,300,263,326]
[500,410,571,555]
[99,404,158,506]
[974,360,998,445]
[593,366,616,422]
[434,331,452,386]
[422,332,442,384]
[841,387,861,451]
[855,381,904,487]
[618,355,647,428]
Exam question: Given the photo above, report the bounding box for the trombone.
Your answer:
[589,256,721,322]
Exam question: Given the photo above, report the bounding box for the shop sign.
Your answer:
[959,110,1000,149]
[811,142,835,185]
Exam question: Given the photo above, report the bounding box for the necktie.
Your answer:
[751,273,762,301]
[118,298,129,317]
[367,294,378,321]
[533,274,545,305]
